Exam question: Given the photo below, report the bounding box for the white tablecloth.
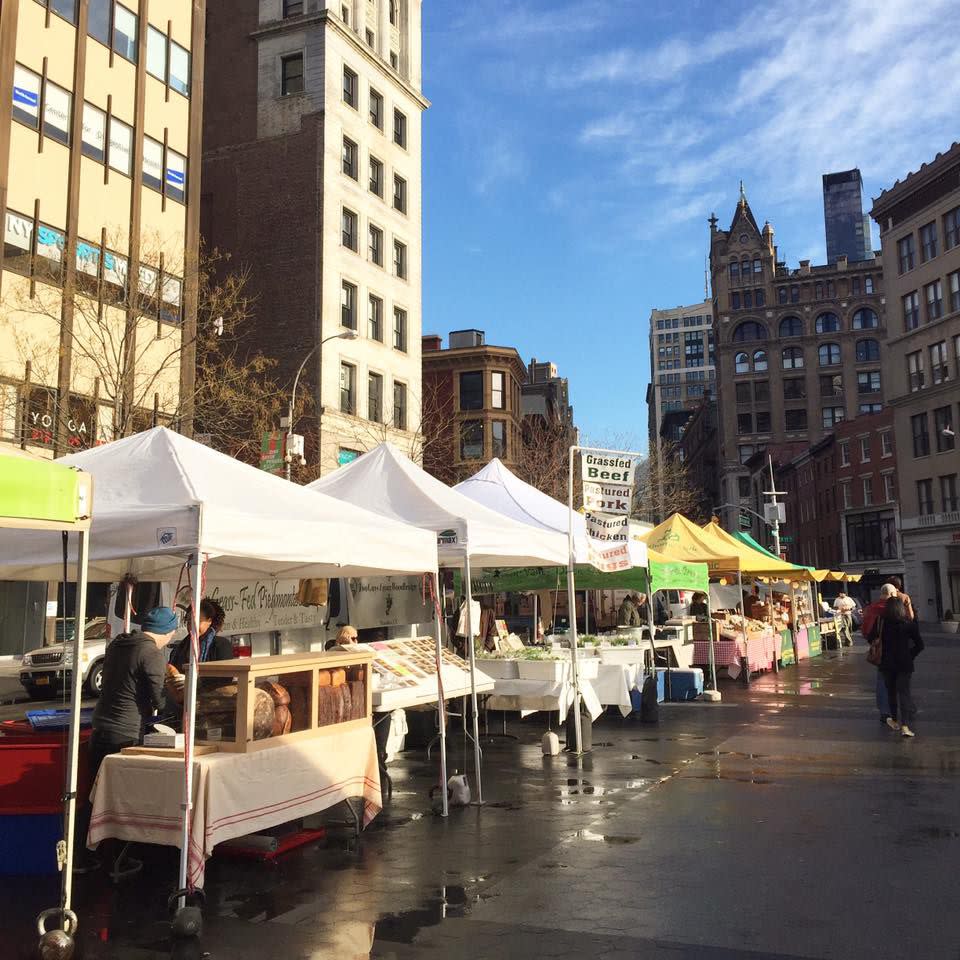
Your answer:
[486,677,603,721]
[592,663,641,717]
[88,724,381,887]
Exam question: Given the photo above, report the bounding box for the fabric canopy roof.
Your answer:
[454,457,648,568]
[307,443,568,568]
[639,513,741,575]
[699,520,812,581]
[0,428,439,581]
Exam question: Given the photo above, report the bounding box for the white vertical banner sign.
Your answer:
[581,452,636,572]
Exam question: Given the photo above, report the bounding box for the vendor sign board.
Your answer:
[345,576,433,628]
[206,578,326,634]
[580,451,637,573]
[259,431,285,475]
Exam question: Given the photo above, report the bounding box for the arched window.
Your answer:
[735,352,749,374]
[729,260,740,283]
[741,259,751,281]
[732,321,767,342]
[856,338,880,363]
[779,316,802,337]
[815,312,840,333]
[852,308,878,330]
[819,342,841,366]
[753,349,768,372]
[782,346,804,369]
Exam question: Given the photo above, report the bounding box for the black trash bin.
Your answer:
[640,673,660,724]
[565,699,593,752]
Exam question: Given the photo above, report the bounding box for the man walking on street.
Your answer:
[863,584,897,723]
[834,592,856,646]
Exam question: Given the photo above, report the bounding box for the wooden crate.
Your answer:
[194,650,372,753]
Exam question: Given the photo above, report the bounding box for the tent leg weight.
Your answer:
[565,702,592,752]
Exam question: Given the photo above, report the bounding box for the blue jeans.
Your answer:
[876,670,891,719]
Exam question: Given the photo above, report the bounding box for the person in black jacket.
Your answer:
[167,598,231,674]
[868,596,924,738]
[76,606,178,868]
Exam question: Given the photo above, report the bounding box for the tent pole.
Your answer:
[532,592,538,644]
[704,582,718,693]
[463,553,483,804]
[737,570,750,685]
[566,446,583,755]
[584,590,589,635]
[177,552,204,900]
[60,529,89,922]
[432,571,449,817]
[644,573,658,691]
[123,579,133,633]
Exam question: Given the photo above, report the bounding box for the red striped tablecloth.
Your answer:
[693,632,778,672]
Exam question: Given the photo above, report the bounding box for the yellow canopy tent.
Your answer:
[699,519,813,581]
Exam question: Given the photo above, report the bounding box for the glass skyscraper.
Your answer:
[823,169,874,263]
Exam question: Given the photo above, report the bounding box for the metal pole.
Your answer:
[123,580,132,633]
[463,552,483,803]
[61,529,89,919]
[432,571,449,818]
[704,584,718,693]
[177,553,204,899]
[532,592,538,644]
[286,345,318,482]
[767,455,782,557]
[566,446,583,755]
[644,578,658,695]
[584,590,589,635]
[737,569,750,685]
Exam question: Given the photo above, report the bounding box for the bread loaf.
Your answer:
[317,669,332,687]
[252,688,275,740]
[330,668,346,688]
[257,679,291,706]
[271,704,292,736]
[288,685,309,732]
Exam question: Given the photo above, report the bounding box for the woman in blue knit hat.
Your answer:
[75,607,179,870]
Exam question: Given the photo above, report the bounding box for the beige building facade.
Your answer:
[871,143,960,621]
[0,0,204,456]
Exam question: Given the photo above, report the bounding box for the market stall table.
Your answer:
[692,632,778,674]
[87,724,381,887]
[485,676,603,722]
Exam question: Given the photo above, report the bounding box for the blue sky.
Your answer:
[421,0,960,448]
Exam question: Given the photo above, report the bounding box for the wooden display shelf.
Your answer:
[121,744,220,758]
[195,650,372,753]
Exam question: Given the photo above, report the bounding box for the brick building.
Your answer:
[709,186,884,531]
[678,394,719,522]
[201,0,427,473]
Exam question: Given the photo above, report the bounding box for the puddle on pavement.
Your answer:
[630,755,664,763]
[374,884,498,944]
[697,750,768,760]
[570,828,639,845]
[688,774,774,785]
[486,800,523,811]
[918,826,960,840]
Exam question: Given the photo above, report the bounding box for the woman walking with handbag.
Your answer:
[867,596,924,737]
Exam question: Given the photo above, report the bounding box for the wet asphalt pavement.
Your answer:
[4,633,959,959]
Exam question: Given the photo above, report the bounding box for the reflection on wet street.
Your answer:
[3,636,959,959]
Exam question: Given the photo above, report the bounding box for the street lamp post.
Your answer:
[285,329,358,481]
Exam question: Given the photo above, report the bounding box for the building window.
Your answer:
[365,28,375,47]
[783,378,806,400]
[108,117,133,175]
[491,371,505,409]
[282,54,304,96]
[369,89,383,129]
[343,66,358,107]
[822,406,845,429]
[731,292,740,310]
[935,406,955,452]
[461,421,484,460]
[856,338,880,363]
[87,0,111,44]
[852,276,861,295]
[342,137,358,178]
[732,321,767,342]
[819,343,841,366]
[368,224,383,266]
[341,280,356,329]
[394,109,407,148]
[917,479,934,515]
[756,411,771,432]
[735,382,751,404]
[815,282,824,300]
[753,258,762,275]
[340,363,356,414]
[857,371,881,394]
[729,261,740,284]
[12,64,42,130]
[778,287,788,305]
[942,475,959,512]
[925,280,944,321]
[39,80,71,146]
[907,350,924,391]
[860,437,871,462]
[865,276,874,294]
[782,346,804,369]
[283,0,304,14]
[3,210,33,277]
[743,290,753,309]
[897,234,915,273]
[841,482,852,509]
[741,259,750,279]
[911,412,930,458]
[147,25,168,81]
[459,371,483,411]
[931,341,949,384]
[81,102,107,163]
[390,51,399,70]
[784,409,807,431]
[737,476,751,498]
[883,474,896,503]
[945,206,960,251]
[735,352,749,374]
[389,0,398,25]
[756,289,765,307]
[368,372,383,422]
[369,156,384,196]
[142,135,164,191]
[392,307,407,352]
[737,413,752,434]
[393,174,407,214]
[341,208,358,250]
[368,294,383,341]
[846,510,898,561]
[113,4,139,63]
[738,445,755,465]
[862,477,873,505]
[860,403,883,415]
[820,373,843,399]
[165,149,186,203]
[919,221,938,262]
[753,349,767,372]
[492,421,507,459]
[780,316,802,337]
[393,239,407,279]
[754,380,770,402]
[169,42,191,96]
[393,381,407,430]
[790,285,800,303]
[815,312,840,334]
[950,271,960,313]
[881,431,893,457]
[852,308,878,330]
[341,3,350,25]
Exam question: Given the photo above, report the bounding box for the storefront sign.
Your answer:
[345,576,433,628]
[206,578,326,634]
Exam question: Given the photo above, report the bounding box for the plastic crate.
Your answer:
[0,722,92,813]
[0,812,62,874]
[26,708,94,731]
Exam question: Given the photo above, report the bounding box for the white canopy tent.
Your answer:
[307,443,569,801]
[0,428,438,896]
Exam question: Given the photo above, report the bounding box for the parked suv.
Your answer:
[19,618,110,700]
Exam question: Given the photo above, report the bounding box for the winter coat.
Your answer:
[167,628,233,674]
[868,616,924,674]
[861,599,886,640]
[92,631,166,741]
[617,598,640,627]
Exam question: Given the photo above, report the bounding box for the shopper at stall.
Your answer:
[167,598,230,674]
[690,592,709,618]
[633,593,651,623]
[617,593,640,626]
[868,596,924,737]
[325,624,359,650]
[76,607,178,868]
[862,584,897,723]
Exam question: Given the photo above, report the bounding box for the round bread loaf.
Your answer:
[271,704,292,736]
[257,679,291,706]
[288,685,309,731]
[252,688,275,740]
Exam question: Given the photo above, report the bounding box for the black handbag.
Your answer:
[866,619,883,666]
